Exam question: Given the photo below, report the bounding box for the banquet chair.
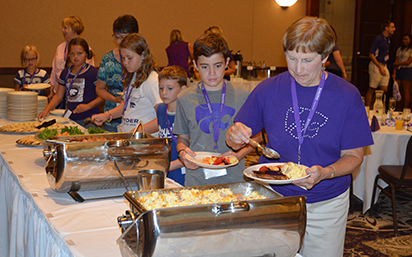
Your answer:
[369,135,412,236]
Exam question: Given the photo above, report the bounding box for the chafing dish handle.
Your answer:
[212,202,250,215]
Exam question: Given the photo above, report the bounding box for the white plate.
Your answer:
[24,83,51,90]
[243,163,310,185]
[185,151,239,169]
[50,109,66,116]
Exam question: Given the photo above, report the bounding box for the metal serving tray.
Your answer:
[39,132,171,201]
[118,182,306,257]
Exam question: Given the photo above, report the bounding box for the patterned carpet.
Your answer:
[244,151,412,257]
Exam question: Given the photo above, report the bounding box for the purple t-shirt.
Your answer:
[58,64,100,121]
[166,41,190,77]
[369,33,391,64]
[235,71,373,203]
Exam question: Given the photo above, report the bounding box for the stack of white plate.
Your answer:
[6,91,38,121]
[37,96,48,115]
[0,88,14,117]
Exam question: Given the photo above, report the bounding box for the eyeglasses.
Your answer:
[112,33,128,41]
[25,58,37,62]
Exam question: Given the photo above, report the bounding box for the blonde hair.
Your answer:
[283,17,335,59]
[159,66,187,87]
[169,29,184,45]
[62,16,84,35]
[120,33,158,89]
[20,45,40,66]
[204,25,223,35]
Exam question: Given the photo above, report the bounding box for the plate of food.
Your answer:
[16,135,43,147]
[243,162,310,184]
[0,121,67,134]
[185,151,239,169]
[25,83,51,90]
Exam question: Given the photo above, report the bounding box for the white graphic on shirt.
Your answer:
[284,106,328,139]
[66,78,85,103]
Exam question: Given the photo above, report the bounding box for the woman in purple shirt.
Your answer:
[166,29,194,77]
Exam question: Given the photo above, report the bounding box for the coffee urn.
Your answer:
[234,50,243,77]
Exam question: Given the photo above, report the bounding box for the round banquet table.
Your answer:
[352,125,411,213]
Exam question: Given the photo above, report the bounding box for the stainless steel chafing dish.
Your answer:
[118,182,306,257]
[36,132,171,202]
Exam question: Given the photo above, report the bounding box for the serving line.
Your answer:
[0,118,181,257]
[352,125,411,213]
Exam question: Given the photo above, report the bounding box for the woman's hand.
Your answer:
[226,122,252,150]
[179,147,199,170]
[291,165,334,190]
[73,104,89,114]
[92,113,109,126]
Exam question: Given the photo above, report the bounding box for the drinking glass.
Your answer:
[388,97,396,113]
[403,108,411,125]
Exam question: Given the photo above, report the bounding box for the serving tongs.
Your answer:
[36,119,56,129]
[131,120,143,139]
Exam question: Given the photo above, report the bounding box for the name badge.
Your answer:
[203,168,227,180]
[63,109,72,118]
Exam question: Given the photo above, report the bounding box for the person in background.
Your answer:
[365,21,396,109]
[92,34,162,133]
[174,32,255,187]
[14,45,50,96]
[166,29,194,78]
[49,16,95,100]
[225,17,373,256]
[204,26,236,80]
[325,26,347,80]
[39,38,103,127]
[96,14,139,132]
[392,33,412,109]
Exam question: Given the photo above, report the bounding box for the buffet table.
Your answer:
[0,118,180,257]
[352,125,411,213]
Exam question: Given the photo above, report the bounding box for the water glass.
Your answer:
[403,108,411,122]
[388,97,396,113]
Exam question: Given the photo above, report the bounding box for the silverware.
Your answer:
[113,160,133,192]
[35,119,56,129]
[131,120,143,139]
[249,138,280,159]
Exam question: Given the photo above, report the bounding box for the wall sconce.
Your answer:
[275,0,298,7]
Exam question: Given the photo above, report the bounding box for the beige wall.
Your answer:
[0,0,306,70]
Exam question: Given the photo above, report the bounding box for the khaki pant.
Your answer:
[299,189,349,257]
[369,62,390,89]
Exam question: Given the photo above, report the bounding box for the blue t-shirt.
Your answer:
[369,33,391,64]
[235,72,373,203]
[97,51,124,131]
[157,103,185,185]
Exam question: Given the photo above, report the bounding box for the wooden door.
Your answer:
[351,0,392,95]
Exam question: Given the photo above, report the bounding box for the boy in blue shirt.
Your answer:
[156,66,187,185]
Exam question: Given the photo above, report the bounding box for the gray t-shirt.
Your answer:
[174,81,251,186]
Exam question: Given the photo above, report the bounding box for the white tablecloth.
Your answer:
[0,118,180,257]
[352,125,411,213]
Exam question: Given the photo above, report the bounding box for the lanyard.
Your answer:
[291,71,325,164]
[122,76,134,115]
[201,81,227,150]
[164,105,177,143]
[65,64,86,97]
[22,68,37,86]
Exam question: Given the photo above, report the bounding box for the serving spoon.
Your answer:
[249,138,280,159]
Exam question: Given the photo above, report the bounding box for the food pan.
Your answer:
[118,182,306,257]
